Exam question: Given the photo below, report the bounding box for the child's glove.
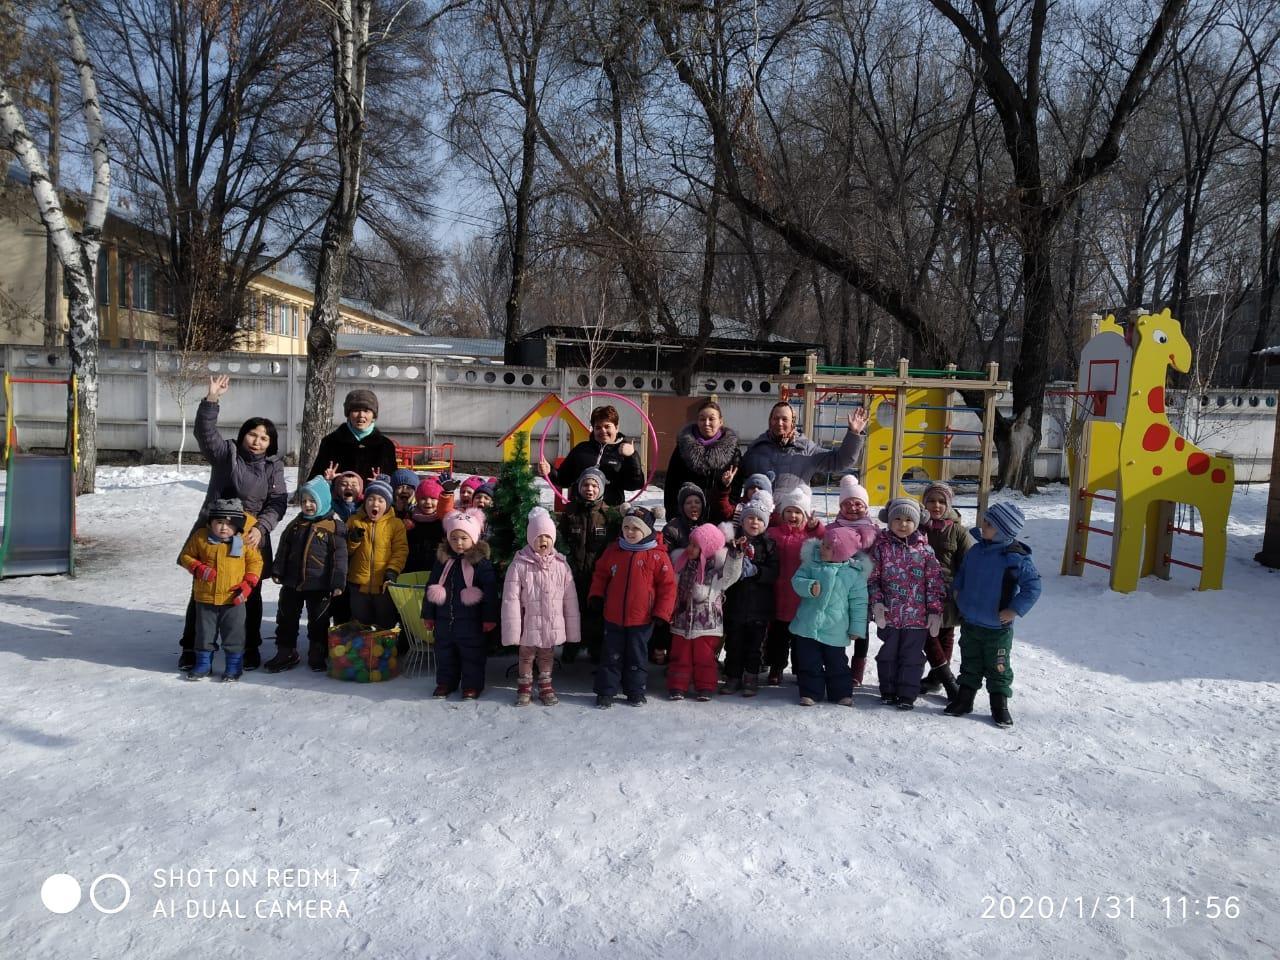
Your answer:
[382,570,398,591]
[349,528,365,544]
[440,477,460,493]
[872,603,886,630]
[483,622,497,632]
[190,562,216,583]
[423,620,435,631]
[231,574,260,605]
[926,613,942,637]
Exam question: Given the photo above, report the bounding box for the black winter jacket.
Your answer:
[307,423,398,483]
[724,531,779,624]
[274,514,348,592]
[548,434,644,506]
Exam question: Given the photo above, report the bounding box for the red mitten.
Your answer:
[423,620,435,631]
[231,573,260,605]
[190,562,216,583]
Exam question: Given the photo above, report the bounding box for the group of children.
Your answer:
[178,461,1041,728]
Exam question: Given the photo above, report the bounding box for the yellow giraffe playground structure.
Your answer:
[1062,309,1234,592]
[776,354,1008,518]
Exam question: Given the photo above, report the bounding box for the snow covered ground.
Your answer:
[1,466,1277,959]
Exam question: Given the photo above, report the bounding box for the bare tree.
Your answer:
[0,0,110,493]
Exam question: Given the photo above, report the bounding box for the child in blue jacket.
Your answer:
[423,508,500,701]
[788,526,870,707]
[946,502,1042,728]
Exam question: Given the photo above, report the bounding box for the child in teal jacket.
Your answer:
[789,526,870,706]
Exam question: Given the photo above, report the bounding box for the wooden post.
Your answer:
[801,351,817,442]
[1256,399,1280,568]
[890,358,908,501]
[978,362,999,522]
[640,392,650,479]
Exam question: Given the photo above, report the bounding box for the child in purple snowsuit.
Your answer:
[867,497,945,709]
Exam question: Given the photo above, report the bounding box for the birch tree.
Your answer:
[0,0,109,493]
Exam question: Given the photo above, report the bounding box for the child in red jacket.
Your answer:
[764,484,824,685]
[588,506,676,708]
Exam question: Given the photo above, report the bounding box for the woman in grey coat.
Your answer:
[178,375,289,671]
[737,401,869,498]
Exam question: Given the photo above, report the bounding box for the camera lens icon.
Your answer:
[41,874,131,915]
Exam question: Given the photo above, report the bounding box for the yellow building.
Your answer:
[0,183,417,353]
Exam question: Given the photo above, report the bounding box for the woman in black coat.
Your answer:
[536,404,645,507]
[178,375,289,671]
[663,399,740,523]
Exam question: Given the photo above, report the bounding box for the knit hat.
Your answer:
[526,506,557,547]
[363,478,395,509]
[443,508,485,545]
[577,467,607,501]
[879,497,921,526]
[839,474,869,508]
[742,473,773,497]
[300,476,332,516]
[775,483,813,520]
[208,497,246,529]
[741,492,775,526]
[474,479,497,502]
[677,521,728,583]
[984,502,1026,542]
[823,526,861,563]
[415,476,444,501]
[921,481,955,510]
[343,388,379,418]
[332,471,363,498]
[677,482,708,518]
[621,505,657,539]
[461,475,485,494]
[391,468,420,491]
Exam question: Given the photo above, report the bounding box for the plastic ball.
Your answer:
[331,644,346,657]
[372,645,383,657]
[370,670,382,682]
[344,667,357,680]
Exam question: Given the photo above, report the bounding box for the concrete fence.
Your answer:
[1,345,1275,482]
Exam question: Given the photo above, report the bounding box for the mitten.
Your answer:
[441,478,460,493]
[190,562,216,583]
[382,569,398,591]
[872,602,886,631]
[423,620,435,631]
[926,613,942,637]
[231,574,260,605]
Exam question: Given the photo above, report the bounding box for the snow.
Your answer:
[2,466,1278,959]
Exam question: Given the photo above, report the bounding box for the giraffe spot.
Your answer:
[1212,468,1226,484]
[1152,466,1163,476]
[1187,453,1210,475]
[1147,386,1165,413]
[1174,437,1185,451]
[1142,423,1170,452]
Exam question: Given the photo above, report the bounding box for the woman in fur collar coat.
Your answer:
[663,399,740,523]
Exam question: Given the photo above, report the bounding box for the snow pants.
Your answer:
[348,589,398,630]
[957,621,1014,697]
[275,587,333,659]
[668,634,721,694]
[517,645,556,683]
[180,531,271,655]
[791,633,853,702]
[924,626,957,669]
[435,626,488,693]
[722,620,768,680]
[595,622,653,699]
[876,626,928,702]
[194,602,246,654]
[766,619,793,673]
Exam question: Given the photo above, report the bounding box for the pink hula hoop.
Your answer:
[536,391,660,505]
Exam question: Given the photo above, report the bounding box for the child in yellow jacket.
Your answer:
[345,477,408,629]
[177,498,264,681]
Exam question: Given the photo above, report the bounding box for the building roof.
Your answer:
[336,333,506,361]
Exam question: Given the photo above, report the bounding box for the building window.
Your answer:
[96,249,110,305]
[290,303,298,337]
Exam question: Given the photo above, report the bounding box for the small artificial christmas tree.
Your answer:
[489,432,542,569]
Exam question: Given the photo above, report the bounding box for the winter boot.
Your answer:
[264,648,300,673]
[880,692,898,705]
[538,676,559,706]
[178,648,196,672]
[798,696,816,706]
[937,665,960,703]
[695,690,714,702]
[990,693,1013,728]
[242,646,261,671]
[515,678,533,707]
[920,667,942,694]
[667,689,685,701]
[185,650,214,681]
[850,656,866,687]
[896,697,916,711]
[767,668,783,686]
[222,652,244,682]
[742,673,759,697]
[626,694,647,706]
[432,684,451,699]
[720,677,742,695]
[461,688,480,701]
[945,684,978,716]
[595,694,613,709]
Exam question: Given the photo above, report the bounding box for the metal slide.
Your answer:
[0,373,77,578]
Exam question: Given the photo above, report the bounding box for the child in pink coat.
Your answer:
[501,507,581,706]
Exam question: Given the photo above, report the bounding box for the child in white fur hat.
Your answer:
[423,508,499,700]
[501,507,581,706]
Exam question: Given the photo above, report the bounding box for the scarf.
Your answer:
[347,421,376,442]
[618,536,657,552]
[695,429,724,447]
[208,532,244,557]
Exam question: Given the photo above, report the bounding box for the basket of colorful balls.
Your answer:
[327,622,401,682]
